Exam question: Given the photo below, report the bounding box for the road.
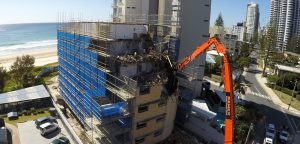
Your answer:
[208,63,300,143]
[242,64,300,143]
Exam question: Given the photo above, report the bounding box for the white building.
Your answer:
[112,0,158,23]
[245,2,259,39]
[232,22,246,41]
[271,0,300,53]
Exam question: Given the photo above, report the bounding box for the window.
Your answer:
[135,137,145,144]
[158,100,167,107]
[136,122,147,129]
[140,86,150,95]
[154,130,163,137]
[138,105,149,113]
[156,117,165,123]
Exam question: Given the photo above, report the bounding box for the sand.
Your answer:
[0,47,58,70]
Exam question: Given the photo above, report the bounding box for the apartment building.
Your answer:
[58,22,178,144]
[58,1,212,143]
[271,0,300,53]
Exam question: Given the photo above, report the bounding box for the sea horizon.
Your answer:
[0,23,58,56]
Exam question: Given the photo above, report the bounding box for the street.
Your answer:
[241,64,300,143]
[208,63,300,143]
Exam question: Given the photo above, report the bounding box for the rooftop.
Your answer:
[0,85,50,105]
[275,64,300,75]
[192,100,216,120]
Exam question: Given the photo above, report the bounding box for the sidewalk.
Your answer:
[253,71,300,116]
[6,123,20,144]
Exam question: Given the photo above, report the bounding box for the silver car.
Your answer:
[39,122,59,136]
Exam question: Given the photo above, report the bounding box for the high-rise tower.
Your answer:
[245,2,260,40]
[271,0,300,53]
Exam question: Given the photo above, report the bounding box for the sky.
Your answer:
[0,0,269,27]
[211,0,270,27]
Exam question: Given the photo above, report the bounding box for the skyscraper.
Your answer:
[271,0,300,53]
[245,2,260,40]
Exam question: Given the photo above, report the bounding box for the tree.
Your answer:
[0,66,6,92]
[262,23,277,76]
[258,34,266,58]
[286,34,297,53]
[215,13,224,27]
[10,55,35,88]
[240,42,250,57]
[237,57,251,68]
[252,32,259,44]
[267,75,280,85]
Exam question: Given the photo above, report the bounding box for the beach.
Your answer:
[0,47,58,70]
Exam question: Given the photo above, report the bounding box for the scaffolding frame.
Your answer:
[57,9,182,143]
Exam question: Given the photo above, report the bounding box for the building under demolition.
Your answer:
[57,0,211,143]
[58,22,179,143]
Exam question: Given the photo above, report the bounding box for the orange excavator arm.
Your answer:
[177,37,235,144]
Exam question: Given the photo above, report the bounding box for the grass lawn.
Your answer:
[273,89,300,111]
[2,111,50,126]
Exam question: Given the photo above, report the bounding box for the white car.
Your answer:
[279,130,289,143]
[266,124,276,139]
[263,137,274,144]
[39,122,59,136]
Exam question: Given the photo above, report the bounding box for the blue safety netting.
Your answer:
[57,31,128,122]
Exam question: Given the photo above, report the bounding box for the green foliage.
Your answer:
[262,24,277,75]
[0,66,6,92]
[252,32,259,44]
[240,42,250,57]
[234,104,258,142]
[10,55,35,88]
[214,13,224,27]
[296,94,300,101]
[235,121,250,142]
[214,56,223,67]
[237,57,251,68]
[286,34,298,53]
[267,75,279,85]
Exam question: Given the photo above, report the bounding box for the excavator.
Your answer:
[175,37,235,144]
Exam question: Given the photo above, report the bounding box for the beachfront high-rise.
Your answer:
[271,0,300,53]
[57,0,211,143]
[245,2,259,40]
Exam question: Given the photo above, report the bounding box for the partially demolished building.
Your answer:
[57,0,211,144]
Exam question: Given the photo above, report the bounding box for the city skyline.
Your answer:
[0,0,269,27]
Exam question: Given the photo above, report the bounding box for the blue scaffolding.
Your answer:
[57,31,130,125]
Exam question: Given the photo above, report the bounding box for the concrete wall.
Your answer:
[178,0,211,97]
[119,63,138,78]
[109,24,148,39]
[123,0,150,22]
[132,84,178,144]
[162,95,178,140]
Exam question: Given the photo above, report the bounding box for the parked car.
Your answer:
[279,130,289,143]
[35,116,56,128]
[39,122,59,136]
[266,123,276,139]
[50,136,70,144]
[263,137,274,144]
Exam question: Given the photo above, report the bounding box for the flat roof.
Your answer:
[206,54,216,64]
[0,85,50,105]
[192,100,216,119]
[275,64,300,74]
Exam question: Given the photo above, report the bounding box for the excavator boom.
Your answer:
[177,38,235,144]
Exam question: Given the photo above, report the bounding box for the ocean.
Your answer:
[0,23,57,56]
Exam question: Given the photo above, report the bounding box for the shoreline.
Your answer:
[0,47,58,70]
